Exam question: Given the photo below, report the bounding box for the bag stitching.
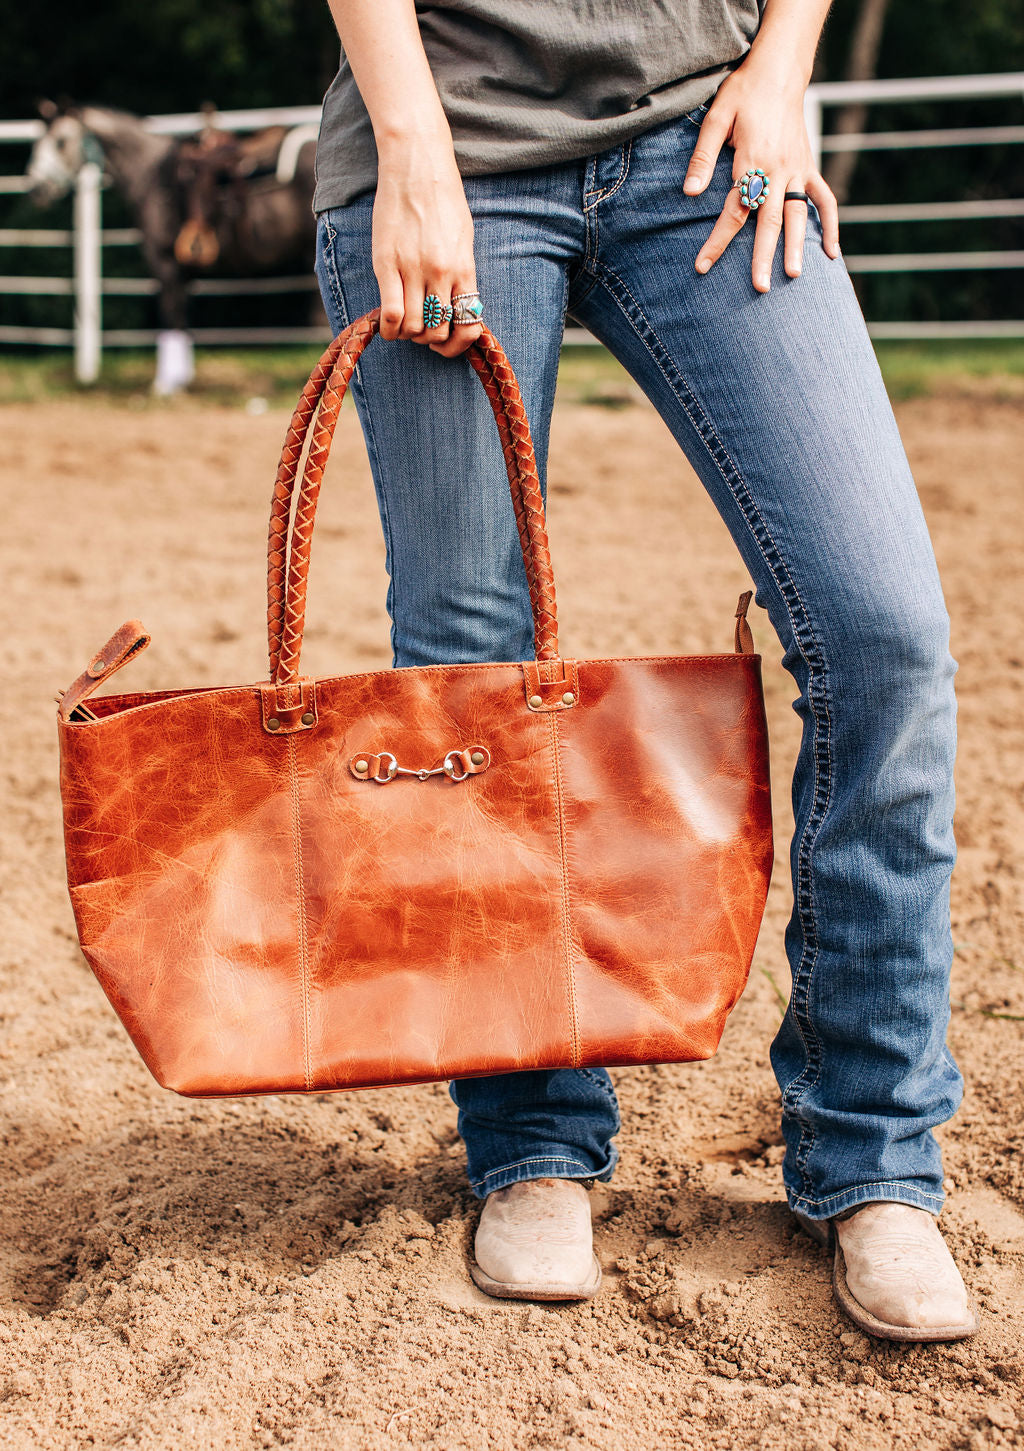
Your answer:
[63,655,754,722]
[288,735,312,1091]
[65,656,762,725]
[549,711,580,1067]
[587,262,834,1198]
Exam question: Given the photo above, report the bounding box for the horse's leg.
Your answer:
[139,192,194,395]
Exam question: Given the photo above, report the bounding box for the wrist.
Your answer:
[374,109,455,160]
[740,33,814,95]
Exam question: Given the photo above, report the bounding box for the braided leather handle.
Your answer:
[268,310,560,686]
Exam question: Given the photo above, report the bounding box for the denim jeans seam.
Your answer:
[583,139,633,213]
[584,176,601,273]
[578,1066,617,1096]
[581,145,633,274]
[554,265,572,358]
[471,1154,599,1188]
[317,222,402,662]
[316,214,344,320]
[590,261,834,1192]
[789,1180,946,1214]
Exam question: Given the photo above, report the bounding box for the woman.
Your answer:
[313,0,976,1341]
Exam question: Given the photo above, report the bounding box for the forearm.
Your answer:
[324,0,480,354]
[744,0,833,90]
[327,0,453,160]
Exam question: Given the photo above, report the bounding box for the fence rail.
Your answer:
[1,72,1022,380]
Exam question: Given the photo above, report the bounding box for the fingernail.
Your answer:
[756,274,770,291]
[695,257,711,274]
[683,175,703,194]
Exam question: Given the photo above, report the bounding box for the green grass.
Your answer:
[1,338,1022,407]
[871,339,1024,401]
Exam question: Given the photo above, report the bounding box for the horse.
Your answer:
[26,102,319,394]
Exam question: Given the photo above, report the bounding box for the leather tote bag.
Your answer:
[57,312,773,1098]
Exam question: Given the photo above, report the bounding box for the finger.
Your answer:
[683,106,732,196]
[375,267,405,341]
[430,318,482,358]
[806,174,841,259]
[415,282,453,347]
[430,273,483,357]
[751,191,783,293]
[694,187,748,274]
[400,275,426,339]
[783,185,808,279]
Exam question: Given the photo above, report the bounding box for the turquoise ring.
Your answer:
[452,292,485,326]
[423,294,453,329]
[735,168,770,211]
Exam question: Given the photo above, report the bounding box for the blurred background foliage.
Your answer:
[0,0,1022,340]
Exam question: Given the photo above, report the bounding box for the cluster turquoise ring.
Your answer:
[735,168,770,211]
[423,294,454,329]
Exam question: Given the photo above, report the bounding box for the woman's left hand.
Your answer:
[682,55,840,293]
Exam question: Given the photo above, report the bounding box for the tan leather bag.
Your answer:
[57,312,773,1098]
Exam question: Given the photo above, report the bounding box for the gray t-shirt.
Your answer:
[313,0,762,212]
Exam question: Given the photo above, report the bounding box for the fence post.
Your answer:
[804,86,824,171]
[73,162,102,384]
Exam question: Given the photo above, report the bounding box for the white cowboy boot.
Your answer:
[801,1202,977,1341]
[470,1178,602,1301]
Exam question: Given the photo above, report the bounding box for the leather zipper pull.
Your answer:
[57,621,151,722]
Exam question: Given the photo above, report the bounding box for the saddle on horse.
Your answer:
[174,114,289,268]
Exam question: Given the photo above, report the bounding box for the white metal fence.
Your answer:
[1,73,1022,381]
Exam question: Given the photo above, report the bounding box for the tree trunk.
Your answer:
[823,0,894,203]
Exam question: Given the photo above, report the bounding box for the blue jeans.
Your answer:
[314,107,962,1220]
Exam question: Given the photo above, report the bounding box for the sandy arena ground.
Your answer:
[2,381,1022,1449]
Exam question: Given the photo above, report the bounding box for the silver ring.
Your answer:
[451,292,484,326]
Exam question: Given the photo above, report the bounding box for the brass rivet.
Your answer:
[267,717,281,731]
[562,691,575,705]
[91,659,106,672]
[470,750,484,765]
[529,694,543,708]
[301,711,314,726]
[354,759,368,773]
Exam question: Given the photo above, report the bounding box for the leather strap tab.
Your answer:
[58,621,150,721]
[522,659,580,713]
[259,678,317,736]
[734,591,755,655]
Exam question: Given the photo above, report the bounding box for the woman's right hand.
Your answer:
[372,132,483,358]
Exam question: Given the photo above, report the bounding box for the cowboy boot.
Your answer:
[470,1178,602,1301]
[798,1201,978,1341]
